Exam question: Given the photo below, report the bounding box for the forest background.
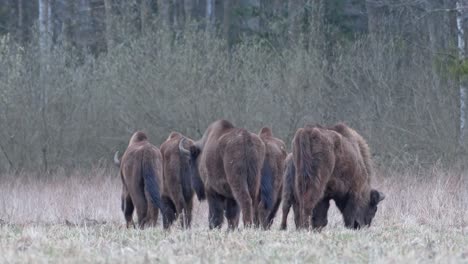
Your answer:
[0,0,467,172]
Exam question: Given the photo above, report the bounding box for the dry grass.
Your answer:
[0,166,467,263]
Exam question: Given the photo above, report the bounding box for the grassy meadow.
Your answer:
[0,166,467,263]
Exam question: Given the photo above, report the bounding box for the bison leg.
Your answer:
[174,200,185,229]
[255,201,268,229]
[144,189,160,227]
[265,197,281,230]
[300,185,327,230]
[131,190,148,228]
[162,195,176,229]
[145,202,159,227]
[341,195,362,229]
[225,198,240,230]
[123,194,135,228]
[183,198,193,229]
[234,187,254,228]
[312,198,330,230]
[280,197,291,230]
[177,198,190,229]
[207,191,225,229]
[292,200,300,230]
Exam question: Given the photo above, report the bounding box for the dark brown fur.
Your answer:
[160,132,200,229]
[119,131,163,228]
[255,127,287,229]
[308,123,373,181]
[292,124,384,229]
[185,120,266,229]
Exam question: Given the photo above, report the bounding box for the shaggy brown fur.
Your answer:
[160,132,201,229]
[292,123,384,229]
[255,127,287,229]
[182,120,266,229]
[118,131,163,228]
[308,123,373,181]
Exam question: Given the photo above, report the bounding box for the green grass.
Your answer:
[0,224,466,263]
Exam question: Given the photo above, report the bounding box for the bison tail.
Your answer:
[190,160,206,201]
[141,158,163,212]
[240,130,265,203]
[293,129,318,189]
[282,154,296,202]
[180,159,194,203]
[260,160,274,210]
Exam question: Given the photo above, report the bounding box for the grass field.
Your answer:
[0,166,467,263]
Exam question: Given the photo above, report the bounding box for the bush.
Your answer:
[0,27,463,172]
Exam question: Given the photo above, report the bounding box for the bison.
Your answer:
[159,132,203,229]
[255,127,287,229]
[179,120,266,229]
[291,123,385,229]
[114,131,164,228]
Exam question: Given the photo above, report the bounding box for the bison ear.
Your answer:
[370,189,385,206]
[113,151,121,167]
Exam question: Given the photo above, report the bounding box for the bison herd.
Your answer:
[114,120,385,231]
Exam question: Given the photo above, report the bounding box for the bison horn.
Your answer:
[179,137,191,156]
[114,151,120,166]
[378,192,385,202]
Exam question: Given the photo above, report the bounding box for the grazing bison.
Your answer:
[280,152,353,230]
[114,131,164,228]
[255,127,287,229]
[159,132,203,229]
[292,123,385,229]
[179,120,266,229]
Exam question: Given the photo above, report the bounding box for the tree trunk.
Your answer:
[104,0,114,50]
[426,0,440,92]
[39,0,50,54]
[288,0,302,44]
[457,1,467,146]
[212,0,223,30]
[366,0,387,43]
[158,0,174,28]
[174,0,186,29]
[195,0,207,26]
[259,0,271,36]
[141,0,150,33]
[308,0,326,51]
[184,0,194,21]
[17,0,24,42]
[206,0,214,31]
[38,0,50,171]
[224,0,238,48]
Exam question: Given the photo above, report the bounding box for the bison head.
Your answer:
[349,189,385,229]
[334,189,385,229]
[362,189,385,227]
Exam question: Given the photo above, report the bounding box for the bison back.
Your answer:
[221,129,266,200]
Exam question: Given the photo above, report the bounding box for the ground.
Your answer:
[0,166,467,263]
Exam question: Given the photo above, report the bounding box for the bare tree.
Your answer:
[39,0,50,53]
[104,0,114,50]
[457,0,467,146]
[17,0,24,41]
[288,0,303,43]
[174,0,186,29]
